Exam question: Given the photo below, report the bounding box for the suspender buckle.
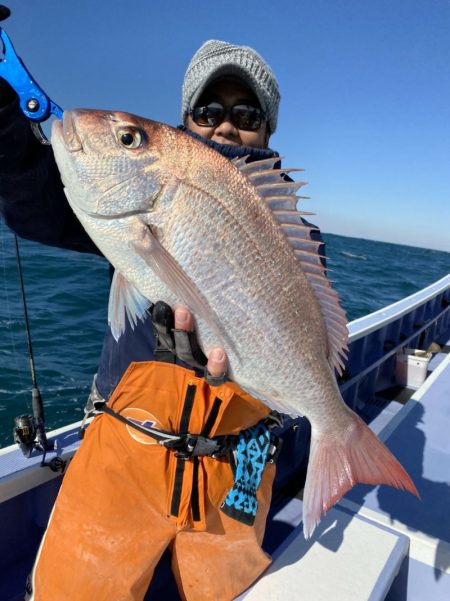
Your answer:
[172,434,223,459]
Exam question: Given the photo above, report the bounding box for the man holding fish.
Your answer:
[0,38,417,601]
[0,40,306,600]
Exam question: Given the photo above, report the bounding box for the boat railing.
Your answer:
[339,274,450,413]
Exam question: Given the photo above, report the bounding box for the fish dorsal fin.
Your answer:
[234,157,348,375]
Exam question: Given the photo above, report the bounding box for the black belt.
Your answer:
[101,403,233,459]
[79,376,282,462]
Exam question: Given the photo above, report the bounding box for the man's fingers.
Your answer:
[173,305,227,378]
[207,347,227,378]
[174,305,194,332]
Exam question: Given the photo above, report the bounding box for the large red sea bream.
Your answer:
[52,109,418,537]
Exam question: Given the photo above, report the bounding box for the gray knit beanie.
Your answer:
[182,40,280,133]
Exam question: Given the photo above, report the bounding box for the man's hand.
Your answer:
[174,305,227,378]
[151,301,228,381]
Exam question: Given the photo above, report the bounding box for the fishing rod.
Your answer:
[1,5,65,465]
[12,235,53,456]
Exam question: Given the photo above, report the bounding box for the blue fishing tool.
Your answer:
[0,14,63,144]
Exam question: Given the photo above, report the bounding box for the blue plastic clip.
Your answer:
[0,26,63,142]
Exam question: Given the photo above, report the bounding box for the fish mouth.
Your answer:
[60,110,83,152]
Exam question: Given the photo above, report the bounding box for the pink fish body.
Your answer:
[52,110,418,537]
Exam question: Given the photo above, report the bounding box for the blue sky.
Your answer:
[2,0,449,252]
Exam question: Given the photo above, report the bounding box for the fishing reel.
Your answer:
[13,414,37,457]
[13,413,66,472]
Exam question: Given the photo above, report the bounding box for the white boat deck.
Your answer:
[238,506,409,601]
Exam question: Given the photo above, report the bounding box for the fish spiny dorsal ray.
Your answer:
[234,156,349,376]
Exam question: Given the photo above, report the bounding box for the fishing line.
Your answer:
[0,221,30,406]
[13,234,40,391]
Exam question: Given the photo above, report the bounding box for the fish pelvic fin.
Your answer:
[233,156,348,376]
[302,414,419,539]
[108,271,151,340]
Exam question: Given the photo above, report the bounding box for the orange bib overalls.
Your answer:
[29,362,276,601]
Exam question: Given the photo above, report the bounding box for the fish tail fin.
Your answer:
[302,414,419,539]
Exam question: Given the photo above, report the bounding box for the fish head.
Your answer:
[51,109,166,219]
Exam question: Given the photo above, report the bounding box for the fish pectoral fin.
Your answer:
[108,270,151,340]
[131,226,232,350]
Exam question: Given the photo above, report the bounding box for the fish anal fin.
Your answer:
[302,415,419,539]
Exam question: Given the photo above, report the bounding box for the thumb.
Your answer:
[207,347,227,378]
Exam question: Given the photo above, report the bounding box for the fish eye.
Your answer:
[117,127,144,149]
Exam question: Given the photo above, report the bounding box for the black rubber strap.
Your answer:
[179,384,196,433]
[172,329,207,368]
[151,301,176,352]
[170,384,196,517]
[191,457,201,523]
[202,396,223,437]
[170,458,186,517]
[204,370,227,387]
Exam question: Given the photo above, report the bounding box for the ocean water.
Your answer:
[0,221,449,448]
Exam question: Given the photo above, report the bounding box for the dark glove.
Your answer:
[0,4,10,20]
[151,301,207,369]
[0,76,18,108]
[0,5,18,108]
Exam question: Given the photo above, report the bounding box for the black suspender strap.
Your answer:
[170,383,196,518]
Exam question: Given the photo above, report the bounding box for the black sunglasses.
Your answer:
[190,101,265,131]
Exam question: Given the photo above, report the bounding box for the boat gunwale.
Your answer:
[347,274,450,342]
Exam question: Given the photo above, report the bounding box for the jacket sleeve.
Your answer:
[0,97,102,255]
